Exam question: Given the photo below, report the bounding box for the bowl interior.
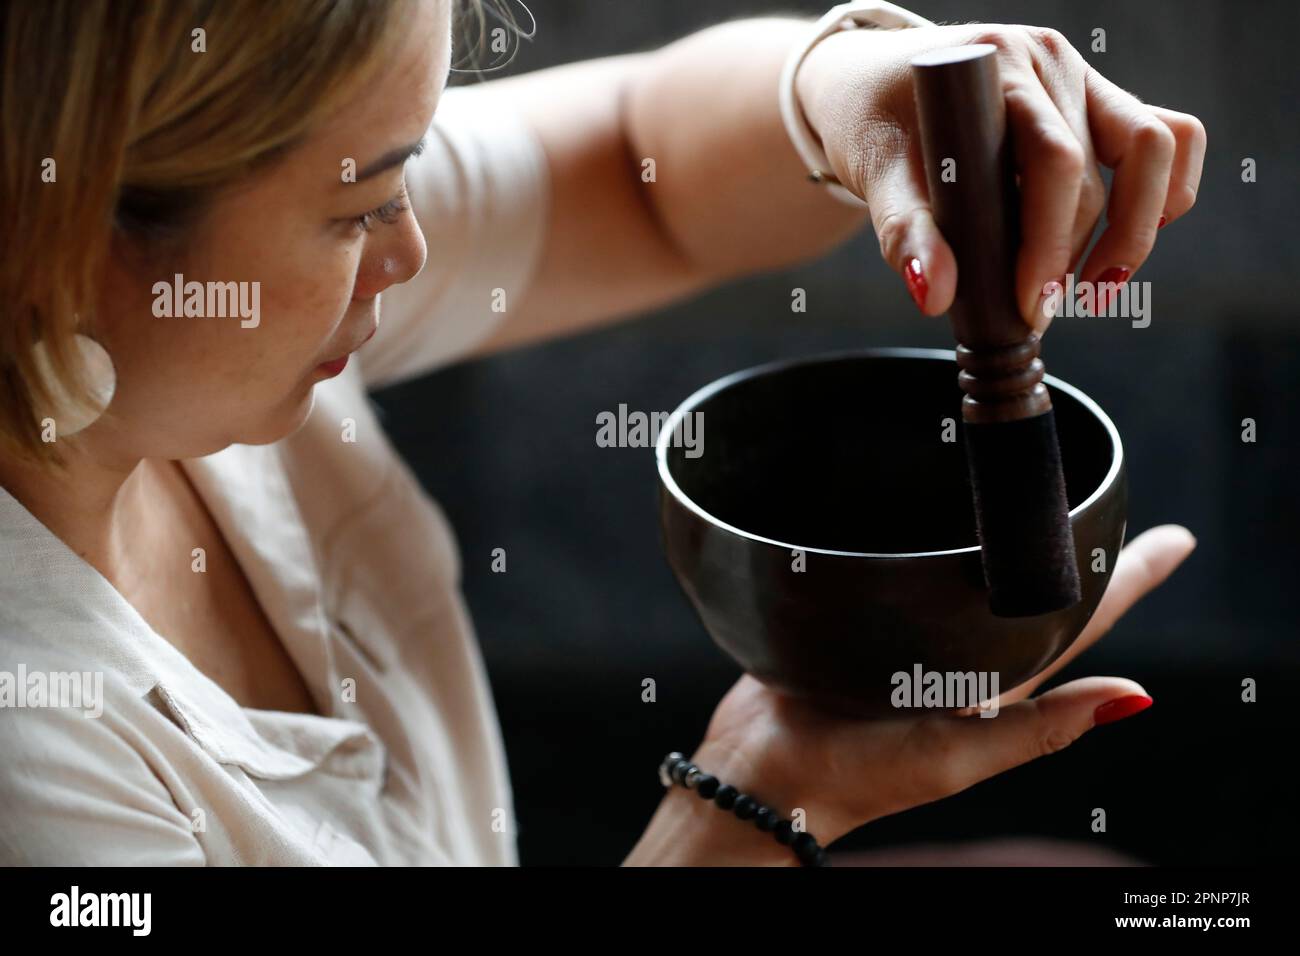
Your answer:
[663,351,1116,555]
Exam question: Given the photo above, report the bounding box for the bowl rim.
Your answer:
[655,347,1124,559]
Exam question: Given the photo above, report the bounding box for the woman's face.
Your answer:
[91,0,450,461]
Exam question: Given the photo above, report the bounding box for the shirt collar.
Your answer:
[178,441,340,718]
[0,442,379,782]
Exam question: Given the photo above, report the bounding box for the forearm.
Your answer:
[469,17,869,356]
[623,16,868,279]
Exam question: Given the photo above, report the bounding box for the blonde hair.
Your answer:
[0,0,427,463]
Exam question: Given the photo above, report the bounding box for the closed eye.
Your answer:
[348,185,411,235]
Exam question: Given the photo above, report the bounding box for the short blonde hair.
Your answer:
[0,0,420,463]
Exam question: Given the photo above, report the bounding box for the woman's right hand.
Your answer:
[627,524,1194,865]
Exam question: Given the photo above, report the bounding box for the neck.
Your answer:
[0,430,159,577]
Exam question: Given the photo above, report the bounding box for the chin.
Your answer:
[240,390,317,447]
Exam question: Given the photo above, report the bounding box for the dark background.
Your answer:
[373,0,1299,864]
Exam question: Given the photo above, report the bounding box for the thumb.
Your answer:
[913,677,1152,801]
[865,158,957,317]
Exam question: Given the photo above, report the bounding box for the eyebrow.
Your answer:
[353,137,427,182]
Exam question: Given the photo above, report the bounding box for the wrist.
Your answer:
[624,742,836,867]
[794,28,884,181]
[626,778,801,867]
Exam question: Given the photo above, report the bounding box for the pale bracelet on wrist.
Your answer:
[777,1,935,209]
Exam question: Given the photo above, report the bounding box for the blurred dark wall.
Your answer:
[375,0,1299,864]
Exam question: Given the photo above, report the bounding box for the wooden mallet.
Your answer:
[911,44,1083,617]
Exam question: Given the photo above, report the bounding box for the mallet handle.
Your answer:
[911,44,1050,424]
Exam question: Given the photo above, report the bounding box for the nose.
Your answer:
[353,212,427,299]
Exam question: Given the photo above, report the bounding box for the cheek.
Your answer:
[90,189,373,450]
[195,200,362,369]
[232,239,361,374]
[259,269,353,356]
[106,258,355,415]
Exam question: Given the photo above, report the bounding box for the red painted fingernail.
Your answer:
[1158,215,1168,229]
[1094,694,1153,726]
[904,257,927,312]
[1095,265,1131,314]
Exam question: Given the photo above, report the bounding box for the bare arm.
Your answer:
[467,15,1203,356]
[469,17,864,356]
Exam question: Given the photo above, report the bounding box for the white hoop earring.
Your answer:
[30,333,117,437]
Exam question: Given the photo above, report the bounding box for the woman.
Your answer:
[0,0,1202,865]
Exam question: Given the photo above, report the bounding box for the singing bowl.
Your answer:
[656,348,1127,718]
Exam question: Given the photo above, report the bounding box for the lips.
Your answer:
[317,315,377,378]
[317,355,349,377]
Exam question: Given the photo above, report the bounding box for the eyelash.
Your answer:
[351,187,410,235]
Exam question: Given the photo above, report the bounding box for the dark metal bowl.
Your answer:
[656,348,1127,718]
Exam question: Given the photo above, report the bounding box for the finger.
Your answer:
[1078,67,1177,292]
[906,676,1152,802]
[1013,33,1106,273]
[863,138,958,317]
[1073,523,1196,646]
[1002,70,1085,329]
[959,524,1195,711]
[1068,170,1107,268]
[1147,105,1207,225]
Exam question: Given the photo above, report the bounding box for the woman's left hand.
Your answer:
[794,23,1206,328]
[683,525,1196,853]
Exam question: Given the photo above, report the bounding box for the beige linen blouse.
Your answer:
[0,86,549,865]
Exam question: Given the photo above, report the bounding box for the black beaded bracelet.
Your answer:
[658,751,829,867]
